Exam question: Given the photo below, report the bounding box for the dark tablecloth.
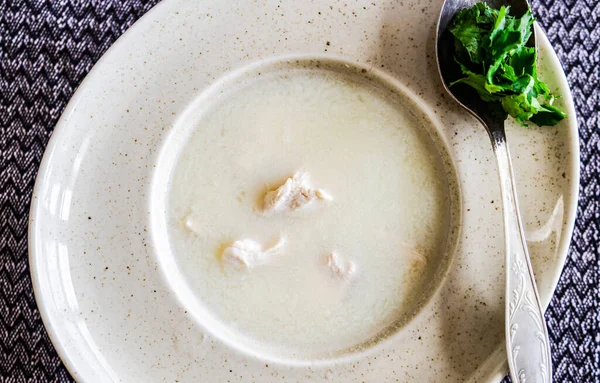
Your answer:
[0,1,597,381]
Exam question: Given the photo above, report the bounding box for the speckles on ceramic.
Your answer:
[29,1,578,382]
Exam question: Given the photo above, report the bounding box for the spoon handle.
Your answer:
[490,129,552,383]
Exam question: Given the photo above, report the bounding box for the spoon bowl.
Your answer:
[436,0,534,129]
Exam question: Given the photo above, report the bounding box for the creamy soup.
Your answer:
[166,63,457,359]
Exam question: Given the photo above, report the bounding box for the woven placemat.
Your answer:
[0,1,597,381]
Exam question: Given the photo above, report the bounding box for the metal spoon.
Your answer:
[435,1,552,382]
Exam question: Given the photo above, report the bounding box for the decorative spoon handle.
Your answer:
[490,127,552,383]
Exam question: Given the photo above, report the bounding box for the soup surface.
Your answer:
[167,65,456,359]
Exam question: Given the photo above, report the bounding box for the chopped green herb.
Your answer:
[448,2,566,126]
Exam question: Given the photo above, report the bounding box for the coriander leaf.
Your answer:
[510,74,535,94]
[452,23,486,63]
[448,5,495,64]
[474,2,496,24]
[451,61,504,101]
[509,46,536,77]
[451,76,502,102]
[529,104,567,126]
[485,8,534,89]
[489,5,508,43]
[501,93,537,125]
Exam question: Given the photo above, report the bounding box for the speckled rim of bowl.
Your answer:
[149,53,464,365]
[26,1,580,379]
[27,1,178,380]
[532,22,580,311]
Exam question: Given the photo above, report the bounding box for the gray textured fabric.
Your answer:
[0,0,597,381]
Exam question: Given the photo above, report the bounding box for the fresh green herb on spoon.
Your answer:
[448,2,566,126]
